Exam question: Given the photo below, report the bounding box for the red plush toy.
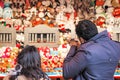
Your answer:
[95,16,106,28]
[96,0,105,6]
[112,7,120,18]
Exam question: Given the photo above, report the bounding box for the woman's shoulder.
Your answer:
[17,75,50,80]
[3,75,50,80]
[16,75,28,80]
[3,75,10,80]
[3,75,28,80]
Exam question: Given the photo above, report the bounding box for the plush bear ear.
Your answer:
[111,0,120,8]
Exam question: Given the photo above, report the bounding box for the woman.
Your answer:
[3,45,50,80]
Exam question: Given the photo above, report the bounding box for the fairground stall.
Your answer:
[0,0,120,80]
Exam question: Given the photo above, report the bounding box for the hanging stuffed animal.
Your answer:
[3,3,13,19]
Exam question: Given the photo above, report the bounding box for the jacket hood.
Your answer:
[89,30,110,42]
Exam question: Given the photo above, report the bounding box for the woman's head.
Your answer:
[10,45,49,80]
[75,20,98,41]
[17,45,41,69]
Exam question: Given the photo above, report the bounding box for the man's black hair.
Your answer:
[75,20,98,41]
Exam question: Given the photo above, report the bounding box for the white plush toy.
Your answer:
[106,15,115,32]
[95,6,106,19]
[58,43,70,58]
[103,0,115,32]
[16,33,24,42]
[3,4,13,19]
[103,0,114,13]
[55,6,67,29]
[30,6,38,16]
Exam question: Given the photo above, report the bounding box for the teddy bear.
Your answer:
[111,0,120,8]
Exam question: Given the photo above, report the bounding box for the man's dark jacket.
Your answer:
[63,30,120,80]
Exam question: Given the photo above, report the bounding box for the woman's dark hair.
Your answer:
[10,45,49,80]
[75,20,98,41]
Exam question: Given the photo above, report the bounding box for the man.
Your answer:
[63,20,120,80]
